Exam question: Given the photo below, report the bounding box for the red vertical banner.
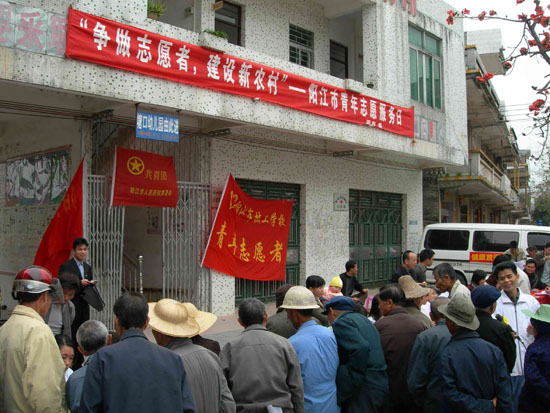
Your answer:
[34,159,84,275]
[110,147,178,207]
[202,174,293,281]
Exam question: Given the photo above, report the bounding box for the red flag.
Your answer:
[201,174,293,281]
[110,147,178,207]
[34,159,85,276]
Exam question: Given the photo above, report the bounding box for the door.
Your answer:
[349,189,402,286]
[234,179,300,303]
[86,175,125,330]
[162,181,211,311]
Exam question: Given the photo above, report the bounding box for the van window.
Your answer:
[473,231,518,252]
[424,229,469,250]
[527,232,550,250]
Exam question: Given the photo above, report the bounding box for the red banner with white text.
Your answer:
[202,174,293,281]
[66,7,414,137]
[111,147,178,207]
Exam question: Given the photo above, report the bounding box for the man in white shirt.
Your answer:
[433,263,470,299]
[493,254,531,294]
[493,261,540,412]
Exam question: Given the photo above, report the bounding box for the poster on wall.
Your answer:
[147,208,161,234]
[6,147,70,206]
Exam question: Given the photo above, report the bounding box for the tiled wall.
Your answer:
[0,0,467,166]
[209,136,423,315]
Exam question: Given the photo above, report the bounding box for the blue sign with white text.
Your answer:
[136,111,179,142]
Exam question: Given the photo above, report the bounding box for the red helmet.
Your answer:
[12,266,63,302]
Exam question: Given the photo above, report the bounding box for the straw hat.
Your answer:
[522,304,550,324]
[398,275,431,299]
[148,299,217,338]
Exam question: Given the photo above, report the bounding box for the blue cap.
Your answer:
[323,296,355,314]
[471,285,501,308]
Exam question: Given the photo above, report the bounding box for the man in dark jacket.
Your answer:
[411,249,434,284]
[407,297,451,413]
[59,237,94,369]
[471,285,516,374]
[266,284,297,339]
[79,292,195,413]
[326,296,388,413]
[375,284,424,412]
[527,245,545,280]
[439,293,512,412]
[390,251,417,283]
[339,261,368,301]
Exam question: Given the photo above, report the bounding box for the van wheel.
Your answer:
[456,272,468,286]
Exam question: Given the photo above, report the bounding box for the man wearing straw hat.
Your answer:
[438,294,512,412]
[149,299,235,413]
[398,275,432,330]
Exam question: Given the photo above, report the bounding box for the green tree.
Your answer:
[533,194,550,225]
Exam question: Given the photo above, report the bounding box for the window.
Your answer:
[528,232,550,250]
[409,26,442,109]
[424,230,470,251]
[215,1,242,46]
[330,41,348,79]
[473,231,519,252]
[289,25,313,68]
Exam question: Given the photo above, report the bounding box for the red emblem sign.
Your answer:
[110,147,178,207]
[202,174,293,281]
[65,7,414,138]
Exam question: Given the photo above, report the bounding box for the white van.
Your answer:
[420,223,550,285]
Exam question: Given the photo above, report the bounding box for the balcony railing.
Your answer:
[469,150,503,188]
[444,149,522,208]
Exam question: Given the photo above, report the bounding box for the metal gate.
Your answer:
[162,181,211,311]
[235,179,300,303]
[86,175,125,330]
[349,189,402,286]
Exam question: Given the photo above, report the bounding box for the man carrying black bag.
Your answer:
[59,237,94,369]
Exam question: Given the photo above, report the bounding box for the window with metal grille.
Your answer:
[289,24,314,69]
[330,40,348,79]
[409,25,442,109]
[215,1,242,46]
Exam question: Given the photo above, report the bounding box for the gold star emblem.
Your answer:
[127,156,145,175]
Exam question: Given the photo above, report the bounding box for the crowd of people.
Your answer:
[0,238,549,413]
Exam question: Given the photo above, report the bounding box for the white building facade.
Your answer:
[0,0,466,318]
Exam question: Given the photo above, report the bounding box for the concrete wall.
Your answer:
[0,0,467,166]
[0,115,83,273]
[209,136,423,315]
[422,173,440,227]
